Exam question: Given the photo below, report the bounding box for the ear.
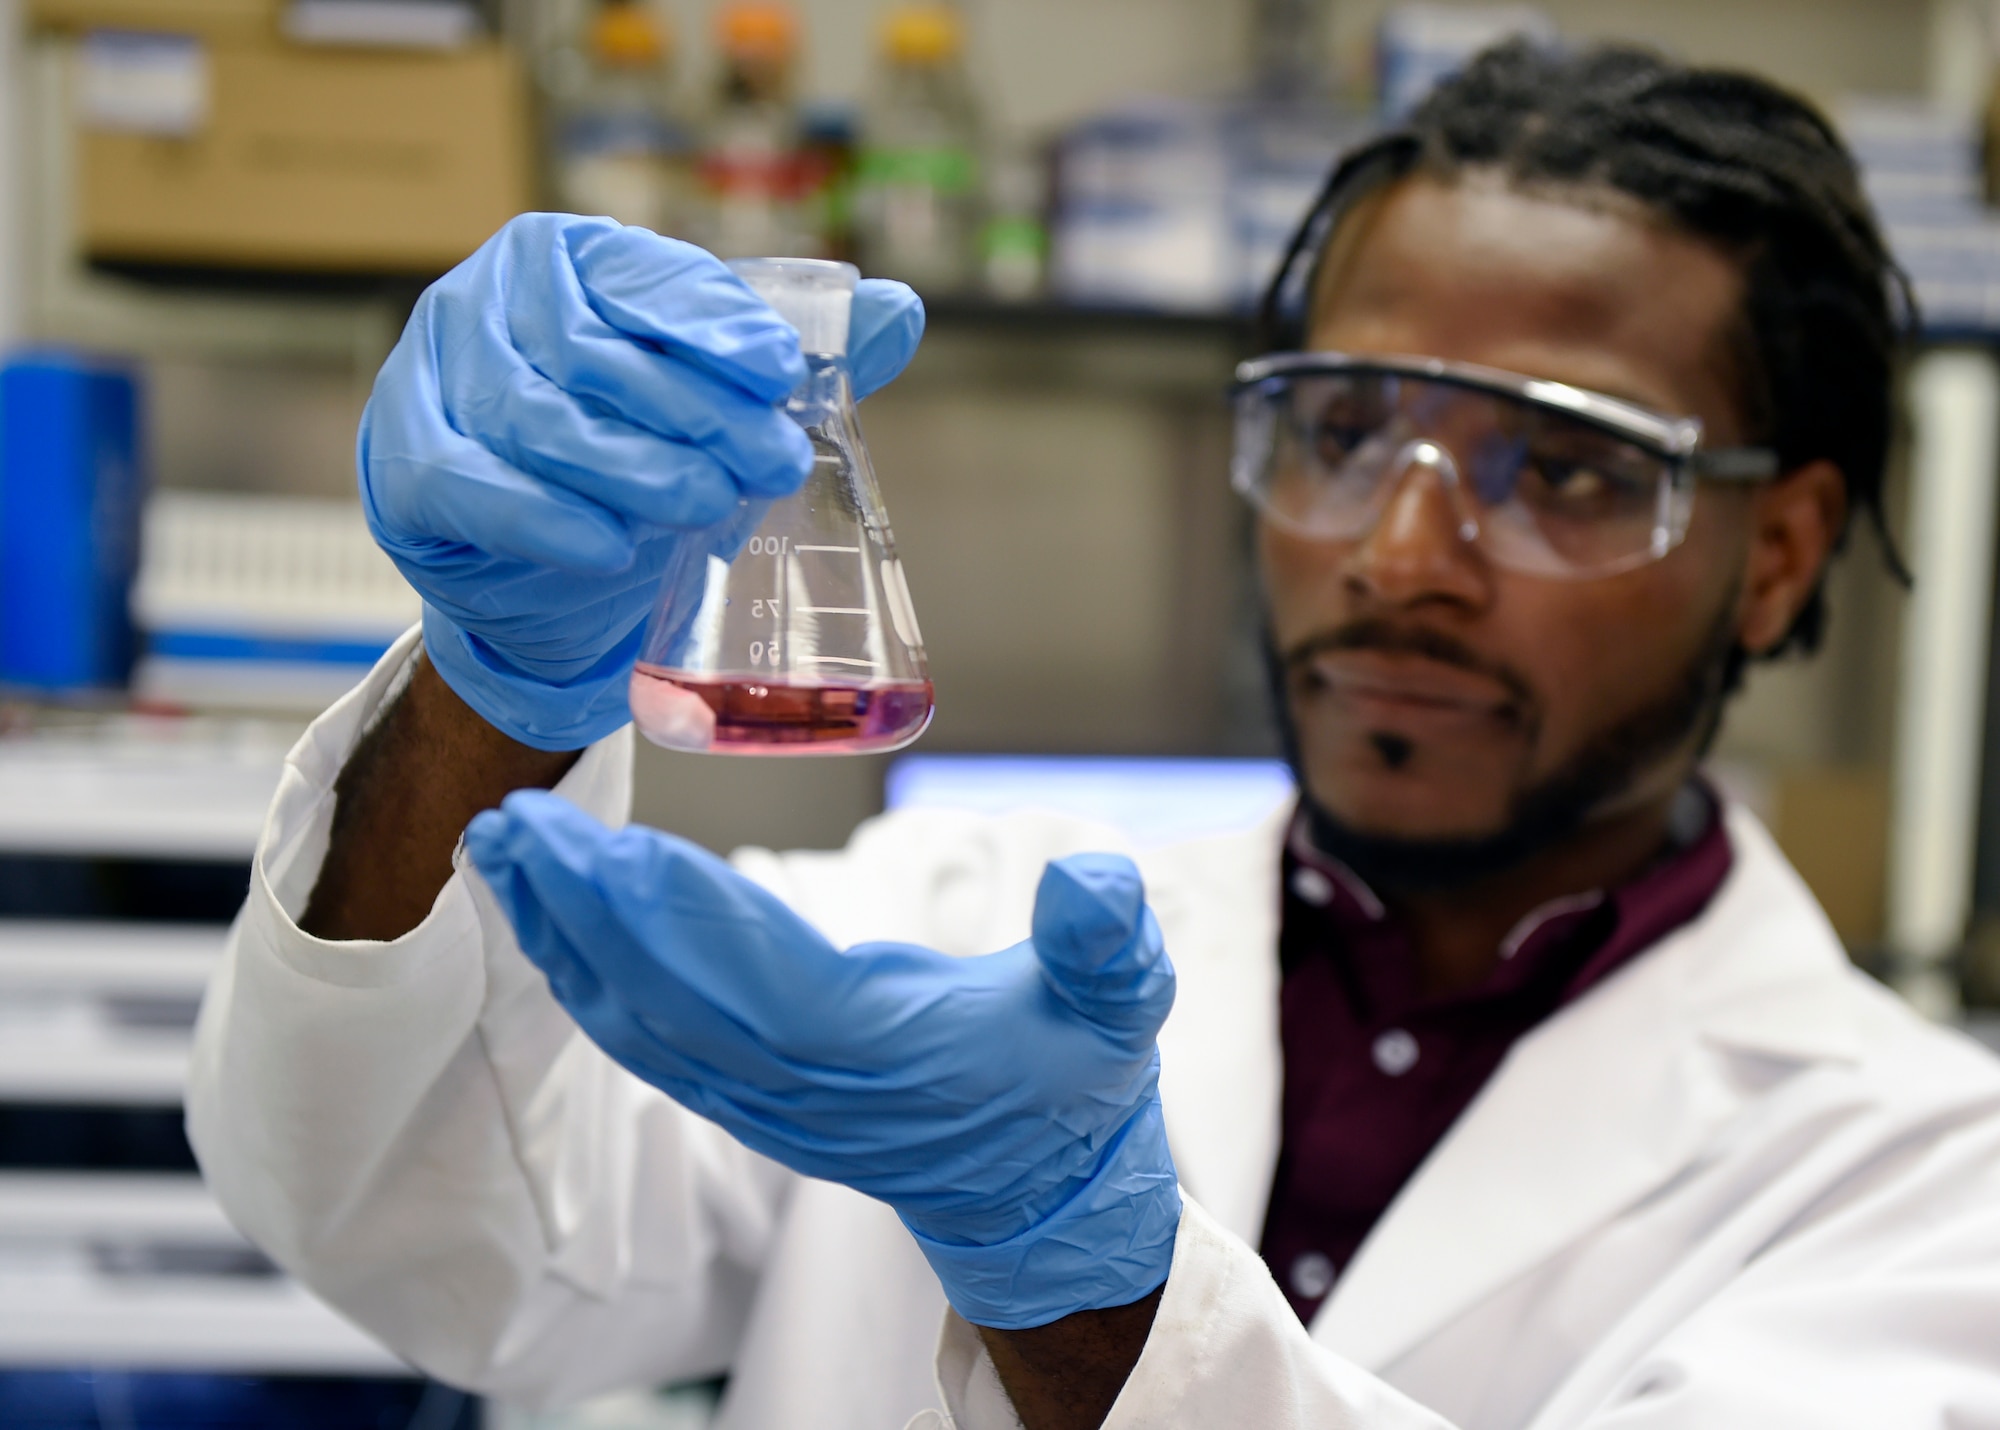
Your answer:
[1737,459,1847,655]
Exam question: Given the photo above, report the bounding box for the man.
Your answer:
[189,42,2000,1430]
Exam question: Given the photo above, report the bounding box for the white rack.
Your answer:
[0,1173,401,1374]
[0,722,290,860]
[129,491,417,714]
[132,491,419,643]
[0,933,406,1374]
[0,923,221,1105]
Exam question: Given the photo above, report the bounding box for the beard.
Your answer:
[1267,601,1743,894]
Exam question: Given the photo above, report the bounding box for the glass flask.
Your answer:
[629,257,934,754]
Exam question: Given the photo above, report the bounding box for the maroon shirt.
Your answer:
[1258,787,1734,1323]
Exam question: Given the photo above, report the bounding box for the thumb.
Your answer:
[849,279,925,401]
[1031,854,1175,1041]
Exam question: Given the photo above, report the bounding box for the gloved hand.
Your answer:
[465,790,1182,1330]
[359,213,925,750]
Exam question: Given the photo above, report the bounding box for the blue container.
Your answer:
[0,350,144,692]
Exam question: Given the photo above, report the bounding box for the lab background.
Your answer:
[0,0,1995,1424]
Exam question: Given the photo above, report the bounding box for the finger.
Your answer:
[362,434,636,574]
[466,797,753,1063]
[471,216,804,407]
[849,280,925,401]
[360,326,656,571]
[503,324,814,496]
[431,221,809,491]
[427,270,813,502]
[361,398,657,583]
[1031,854,1176,1041]
[469,805,748,1100]
[457,360,802,526]
[563,222,807,402]
[465,831,721,1105]
[465,806,613,1010]
[474,793,852,1057]
[474,794,956,1138]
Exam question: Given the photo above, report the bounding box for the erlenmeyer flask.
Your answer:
[629,257,935,754]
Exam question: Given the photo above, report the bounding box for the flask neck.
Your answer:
[788,352,855,425]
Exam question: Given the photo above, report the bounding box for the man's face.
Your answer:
[1264,173,1784,850]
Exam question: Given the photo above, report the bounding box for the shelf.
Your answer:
[21,38,407,368]
[0,922,223,991]
[0,1172,236,1242]
[0,725,290,861]
[0,923,221,1106]
[0,1173,402,1374]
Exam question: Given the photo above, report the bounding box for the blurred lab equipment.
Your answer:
[281,0,483,48]
[1050,92,1362,312]
[42,10,532,276]
[887,754,1296,847]
[0,712,435,1418]
[0,1371,472,1429]
[548,0,693,234]
[1049,2,1564,313]
[798,104,861,261]
[1844,97,2000,331]
[1051,101,1234,312]
[695,0,820,258]
[631,258,933,755]
[0,351,143,695]
[978,145,1047,300]
[1375,3,1554,121]
[129,492,419,713]
[852,1,982,294]
[1832,98,2000,1014]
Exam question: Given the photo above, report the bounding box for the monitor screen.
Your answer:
[884,755,1295,848]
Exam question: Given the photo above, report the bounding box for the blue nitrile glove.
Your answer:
[359,213,925,750]
[465,790,1182,1330]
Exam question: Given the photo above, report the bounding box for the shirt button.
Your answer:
[1372,1028,1420,1076]
[1289,1250,1336,1301]
[1290,866,1335,906]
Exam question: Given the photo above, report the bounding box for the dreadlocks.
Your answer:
[1261,39,1912,656]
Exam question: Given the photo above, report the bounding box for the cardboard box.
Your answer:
[29,0,275,44]
[1770,766,1890,950]
[78,38,531,275]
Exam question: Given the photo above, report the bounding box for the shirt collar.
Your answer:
[1283,783,1734,1014]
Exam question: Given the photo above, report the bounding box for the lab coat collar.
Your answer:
[1309,803,1861,1372]
[1146,804,1290,1247]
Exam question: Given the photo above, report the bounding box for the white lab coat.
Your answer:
[188,630,2000,1430]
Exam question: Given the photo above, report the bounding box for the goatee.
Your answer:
[1267,602,1743,893]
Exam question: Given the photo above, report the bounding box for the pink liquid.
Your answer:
[630,664,934,754]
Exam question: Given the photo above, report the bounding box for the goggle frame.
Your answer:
[1230,351,1781,579]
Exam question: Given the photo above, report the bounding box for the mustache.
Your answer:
[1280,619,1536,710]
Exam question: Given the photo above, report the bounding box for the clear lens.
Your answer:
[1236,368,1694,579]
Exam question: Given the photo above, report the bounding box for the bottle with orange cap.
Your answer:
[852,0,982,292]
[695,0,823,259]
[547,0,692,236]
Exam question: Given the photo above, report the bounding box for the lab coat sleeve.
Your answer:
[933,1197,1454,1430]
[185,629,795,1409]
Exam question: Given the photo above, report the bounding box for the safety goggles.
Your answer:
[1231,353,1780,580]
